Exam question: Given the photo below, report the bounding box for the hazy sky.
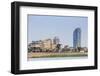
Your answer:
[28,15,88,47]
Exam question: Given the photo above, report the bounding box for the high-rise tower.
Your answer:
[73,28,81,48]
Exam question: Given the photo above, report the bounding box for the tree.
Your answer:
[28,47,33,53]
[56,44,61,52]
[77,47,82,52]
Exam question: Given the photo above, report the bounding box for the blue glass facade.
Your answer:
[73,28,81,48]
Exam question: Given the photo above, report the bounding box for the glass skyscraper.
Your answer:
[73,28,81,48]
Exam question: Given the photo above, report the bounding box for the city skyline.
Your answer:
[28,15,88,47]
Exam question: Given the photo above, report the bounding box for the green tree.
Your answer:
[56,44,61,52]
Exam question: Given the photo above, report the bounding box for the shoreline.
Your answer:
[28,52,88,58]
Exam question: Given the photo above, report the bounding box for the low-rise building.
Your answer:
[28,37,60,52]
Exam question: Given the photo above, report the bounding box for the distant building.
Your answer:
[53,36,60,45]
[80,47,88,52]
[73,28,81,48]
[69,47,74,52]
[42,39,52,50]
[28,37,60,52]
[30,40,43,48]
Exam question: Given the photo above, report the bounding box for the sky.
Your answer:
[28,15,88,47]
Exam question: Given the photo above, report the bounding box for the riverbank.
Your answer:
[28,52,88,58]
